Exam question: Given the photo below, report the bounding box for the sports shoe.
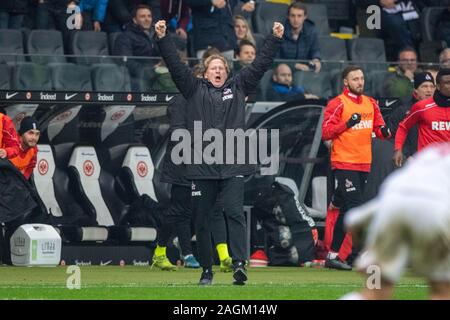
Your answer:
[199,269,213,286]
[249,250,268,267]
[325,257,352,271]
[151,255,177,271]
[220,257,233,272]
[232,261,248,285]
[184,254,200,268]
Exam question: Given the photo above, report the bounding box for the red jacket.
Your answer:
[0,113,20,159]
[395,96,450,152]
[322,88,387,172]
[10,146,38,180]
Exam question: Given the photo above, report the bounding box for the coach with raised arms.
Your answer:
[154,19,283,286]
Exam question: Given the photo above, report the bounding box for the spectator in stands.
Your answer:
[267,63,318,102]
[234,15,256,46]
[35,1,81,53]
[187,0,255,60]
[10,117,40,181]
[160,0,190,41]
[440,48,450,69]
[384,47,419,98]
[0,112,20,160]
[278,2,321,74]
[436,5,450,48]
[0,0,29,29]
[234,40,256,71]
[102,0,132,32]
[358,1,421,61]
[114,4,160,91]
[387,72,435,159]
[78,0,108,31]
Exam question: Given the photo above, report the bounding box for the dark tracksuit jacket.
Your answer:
[387,95,419,158]
[157,32,281,267]
[157,33,282,180]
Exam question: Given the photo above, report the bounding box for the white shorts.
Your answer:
[346,194,450,283]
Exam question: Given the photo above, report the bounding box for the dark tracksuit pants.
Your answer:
[192,176,246,268]
[158,184,194,256]
[158,184,229,257]
[331,170,367,259]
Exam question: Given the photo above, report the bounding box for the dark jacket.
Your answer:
[278,19,320,62]
[47,0,80,11]
[157,33,282,179]
[161,94,190,186]
[0,0,30,14]
[186,0,238,52]
[113,22,161,78]
[387,95,418,157]
[0,159,38,223]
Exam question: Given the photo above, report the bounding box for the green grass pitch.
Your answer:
[0,266,428,300]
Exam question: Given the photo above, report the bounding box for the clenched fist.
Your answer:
[155,20,167,39]
[272,22,284,38]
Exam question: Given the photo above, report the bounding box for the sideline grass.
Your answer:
[0,266,427,300]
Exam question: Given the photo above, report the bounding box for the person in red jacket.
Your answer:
[394,68,450,167]
[0,112,20,159]
[10,116,40,180]
[322,65,390,270]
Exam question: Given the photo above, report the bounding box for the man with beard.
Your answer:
[388,72,435,160]
[10,116,40,180]
[394,68,450,168]
[321,65,391,270]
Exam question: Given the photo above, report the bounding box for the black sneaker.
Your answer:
[325,257,352,271]
[233,261,248,285]
[199,269,213,286]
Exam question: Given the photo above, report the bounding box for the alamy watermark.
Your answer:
[66,265,81,290]
[171,121,280,175]
[366,5,381,30]
[66,5,82,30]
[366,265,382,290]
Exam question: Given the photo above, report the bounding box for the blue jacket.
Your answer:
[79,0,108,22]
[278,19,320,61]
[267,82,305,102]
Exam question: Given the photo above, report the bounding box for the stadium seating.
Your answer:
[131,65,155,92]
[91,63,131,92]
[256,69,274,101]
[421,7,447,42]
[34,144,109,242]
[0,29,25,64]
[367,70,395,98]
[0,64,10,89]
[27,30,66,65]
[68,146,157,242]
[108,32,121,53]
[348,38,387,71]
[117,146,158,203]
[12,63,52,90]
[293,70,332,98]
[304,4,330,36]
[50,63,92,91]
[317,36,348,71]
[72,31,111,65]
[253,2,289,35]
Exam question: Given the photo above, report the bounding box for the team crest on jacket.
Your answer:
[222,88,233,101]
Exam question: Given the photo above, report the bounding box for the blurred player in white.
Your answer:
[342,142,450,300]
